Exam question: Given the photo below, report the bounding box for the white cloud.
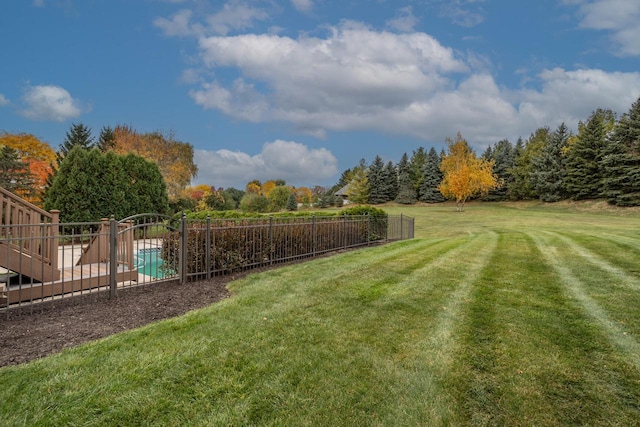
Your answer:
[291,0,313,14]
[32,0,44,7]
[20,84,84,122]
[154,9,194,37]
[516,68,640,131]
[193,140,338,188]
[206,1,269,36]
[386,7,419,33]
[573,0,640,56]
[0,94,9,106]
[166,14,640,149]
[154,1,269,37]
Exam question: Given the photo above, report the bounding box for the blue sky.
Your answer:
[1,0,639,190]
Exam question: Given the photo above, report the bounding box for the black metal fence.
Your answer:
[1,213,414,311]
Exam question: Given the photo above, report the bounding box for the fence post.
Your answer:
[180,213,187,284]
[312,214,316,256]
[269,215,274,265]
[343,214,347,249]
[400,213,404,240]
[205,216,211,280]
[109,216,117,299]
[50,210,60,272]
[366,214,370,246]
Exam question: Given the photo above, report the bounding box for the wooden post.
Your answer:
[50,210,60,272]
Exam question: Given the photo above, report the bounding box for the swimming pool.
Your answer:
[134,248,175,279]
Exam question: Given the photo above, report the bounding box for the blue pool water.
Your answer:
[135,248,174,279]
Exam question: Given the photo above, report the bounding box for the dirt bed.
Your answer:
[0,277,232,367]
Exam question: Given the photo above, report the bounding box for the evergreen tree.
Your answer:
[368,155,388,204]
[419,147,445,203]
[45,146,168,222]
[384,161,398,201]
[286,193,298,211]
[508,129,549,200]
[482,139,515,201]
[603,97,640,206]
[395,153,417,204]
[565,109,614,200]
[0,145,34,197]
[409,147,428,199]
[531,123,570,202]
[97,126,116,152]
[57,123,94,163]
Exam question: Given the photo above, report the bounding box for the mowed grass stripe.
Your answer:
[529,232,640,371]
[401,231,499,425]
[547,231,640,290]
[451,231,640,425]
[228,232,500,424]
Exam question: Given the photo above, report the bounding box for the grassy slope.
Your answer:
[2,201,640,425]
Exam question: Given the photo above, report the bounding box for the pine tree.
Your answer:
[531,123,570,202]
[97,126,116,152]
[0,145,34,197]
[384,161,398,201]
[482,139,514,201]
[57,123,95,163]
[410,147,428,200]
[286,193,298,211]
[419,147,445,203]
[368,155,388,204]
[395,153,417,204]
[565,109,614,200]
[603,97,640,206]
[508,128,549,200]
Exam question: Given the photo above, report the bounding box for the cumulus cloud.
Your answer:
[0,94,9,106]
[573,0,640,56]
[156,7,640,148]
[291,0,313,14]
[20,84,84,122]
[193,140,338,188]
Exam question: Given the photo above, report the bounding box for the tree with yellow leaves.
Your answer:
[439,133,500,212]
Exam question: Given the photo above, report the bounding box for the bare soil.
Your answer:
[0,277,232,367]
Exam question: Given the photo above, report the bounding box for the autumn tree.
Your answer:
[346,159,369,204]
[112,125,197,200]
[439,133,500,211]
[0,131,56,204]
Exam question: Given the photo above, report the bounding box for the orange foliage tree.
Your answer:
[439,133,500,211]
[112,125,197,200]
[0,131,56,205]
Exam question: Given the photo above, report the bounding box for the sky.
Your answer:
[1,0,639,190]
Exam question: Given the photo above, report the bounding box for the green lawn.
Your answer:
[2,201,640,426]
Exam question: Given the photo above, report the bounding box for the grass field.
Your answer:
[2,201,640,425]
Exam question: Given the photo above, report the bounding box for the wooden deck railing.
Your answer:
[0,186,59,273]
[77,218,135,269]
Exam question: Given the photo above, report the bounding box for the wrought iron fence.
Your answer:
[1,213,413,311]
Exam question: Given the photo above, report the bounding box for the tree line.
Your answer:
[0,123,198,222]
[334,96,640,207]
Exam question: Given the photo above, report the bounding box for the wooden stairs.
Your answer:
[1,187,138,305]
